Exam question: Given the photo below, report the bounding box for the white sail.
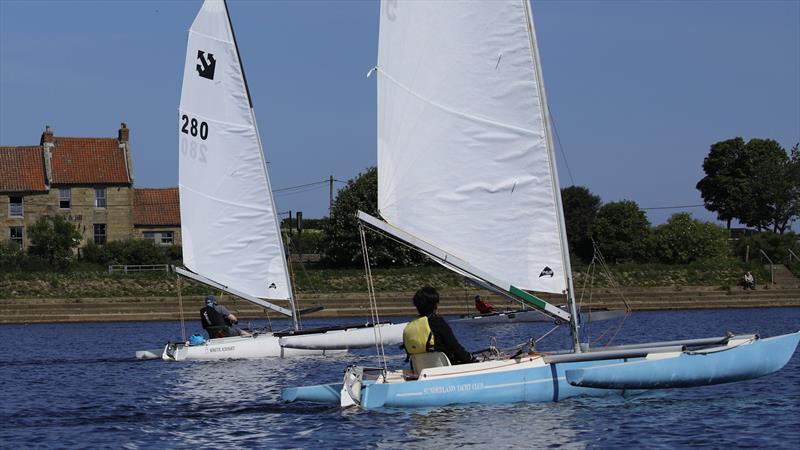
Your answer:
[179,0,290,300]
[376,0,567,294]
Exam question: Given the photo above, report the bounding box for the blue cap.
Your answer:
[205,295,217,305]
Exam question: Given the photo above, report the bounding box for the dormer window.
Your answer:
[94,188,106,208]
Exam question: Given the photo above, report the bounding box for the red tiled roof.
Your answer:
[0,146,48,193]
[51,137,130,185]
[134,188,180,226]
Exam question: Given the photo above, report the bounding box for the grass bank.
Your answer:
[0,259,767,299]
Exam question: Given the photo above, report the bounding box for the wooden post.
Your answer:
[329,175,334,215]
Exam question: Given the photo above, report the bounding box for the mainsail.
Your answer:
[376,0,569,295]
[178,0,290,301]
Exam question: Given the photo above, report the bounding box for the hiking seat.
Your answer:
[410,352,451,374]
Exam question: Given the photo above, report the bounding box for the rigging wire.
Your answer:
[359,224,388,373]
[549,111,576,186]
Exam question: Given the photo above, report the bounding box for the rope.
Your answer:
[359,224,388,372]
[177,274,186,342]
[587,240,633,349]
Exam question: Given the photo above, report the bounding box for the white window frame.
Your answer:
[161,231,174,245]
[9,226,23,248]
[93,223,107,245]
[9,196,23,217]
[94,187,106,208]
[59,188,71,209]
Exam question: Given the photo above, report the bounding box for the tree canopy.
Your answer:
[649,213,729,264]
[697,137,799,233]
[561,186,601,262]
[321,167,425,267]
[27,215,81,268]
[592,200,650,263]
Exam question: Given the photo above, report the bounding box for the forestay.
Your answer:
[376,0,567,294]
[179,0,290,300]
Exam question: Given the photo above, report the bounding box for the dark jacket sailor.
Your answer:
[403,287,474,365]
[200,295,251,338]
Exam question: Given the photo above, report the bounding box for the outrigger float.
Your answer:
[282,0,799,407]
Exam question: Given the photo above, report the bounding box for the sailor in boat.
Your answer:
[200,295,251,338]
[474,294,496,314]
[403,287,476,371]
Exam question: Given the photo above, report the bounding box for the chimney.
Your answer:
[118,122,130,142]
[40,125,54,145]
[41,125,53,187]
[118,122,134,184]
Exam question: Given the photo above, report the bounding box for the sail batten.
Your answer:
[179,0,291,302]
[377,0,567,294]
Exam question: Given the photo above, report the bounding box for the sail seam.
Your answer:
[178,108,252,130]
[179,183,272,212]
[374,67,542,137]
[188,29,233,45]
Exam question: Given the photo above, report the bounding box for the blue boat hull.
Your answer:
[281,331,800,409]
[566,331,800,389]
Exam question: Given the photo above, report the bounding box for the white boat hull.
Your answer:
[160,333,345,361]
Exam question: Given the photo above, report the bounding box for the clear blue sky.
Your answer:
[1,0,798,227]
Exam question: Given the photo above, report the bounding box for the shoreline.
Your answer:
[1,286,798,324]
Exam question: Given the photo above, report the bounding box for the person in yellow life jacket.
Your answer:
[403,286,475,365]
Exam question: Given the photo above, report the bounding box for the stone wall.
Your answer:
[0,185,134,248]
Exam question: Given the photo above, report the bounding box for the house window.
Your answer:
[9,196,23,217]
[59,188,71,209]
[94,188,106,208]
[142,231,174,245]
[9,226,23,248]
[94,224,107,245]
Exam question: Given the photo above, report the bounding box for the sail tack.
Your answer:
[376,0,567,294]
[179,0,290,300]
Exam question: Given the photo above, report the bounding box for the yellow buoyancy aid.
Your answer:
[403,316,435,355]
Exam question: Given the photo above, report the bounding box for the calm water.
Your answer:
[1,308,799,449]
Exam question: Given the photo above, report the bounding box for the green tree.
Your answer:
[740,140,799,233]
[649,213,729,264]
[696,137,750,229]
[592,200,650,263]
[27,215,82,268]
[321,167,425,267]
[697,137,799,233]
[561,186,601,262]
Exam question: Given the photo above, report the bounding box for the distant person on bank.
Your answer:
[200,295,251,338]
[403,287,476,365]
[743,272,756,290]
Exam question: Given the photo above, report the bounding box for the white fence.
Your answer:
[108,264,171,275]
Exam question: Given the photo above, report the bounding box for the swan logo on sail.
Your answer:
[196,50,216,80]
[539,266,554,278]
[268,283,277,289]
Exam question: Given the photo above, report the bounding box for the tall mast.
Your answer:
[222,0,299,330]
[523,0,581,352]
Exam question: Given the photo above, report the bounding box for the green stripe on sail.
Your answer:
[510,285,547,309]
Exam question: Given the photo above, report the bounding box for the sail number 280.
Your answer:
[181,115,209,140]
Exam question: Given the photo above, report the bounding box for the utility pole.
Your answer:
[329,175,334,216]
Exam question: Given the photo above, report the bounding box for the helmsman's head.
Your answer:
[413,286,440,316]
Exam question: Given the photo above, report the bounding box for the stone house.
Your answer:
[0,124,181,249]
[133,187,181,246]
